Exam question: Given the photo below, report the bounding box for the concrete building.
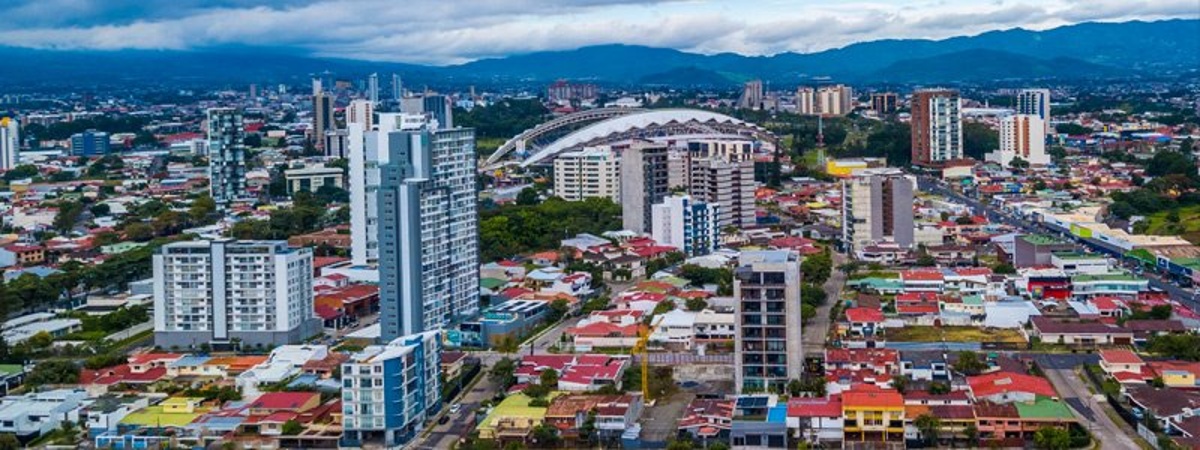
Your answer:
[0,117,17,171]
[911,89,963,165]
[152,240,319,348]
[734,251,803,392]
[376,126,479,340]
[401,94,454,130]
[620,141,669,233]
[348,113,428,265]
[797,85,854,116]
[687,140,756,229]
[796,87,816,115]
[284,165,344,194]
[0,388,88,441]
[312,92,335,152]
[341,330,442,448]
[651,194,720,257]
[367,73,380,106]
[1013,234,1074,268]
[739,80,764,110]
[1016,88,1052,137]
[70,129,110,156]
[553,146,620,202]
[206,108,247,207]
[842,168,915,253]
[347,99,374,129]
[871,92,899,115]
[324,129,349,159]
[988,114,1048,166]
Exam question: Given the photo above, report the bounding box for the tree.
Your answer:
[1033,426,1071,450]
[516,187,540,206]
[801,249,833,285]
[281,419,303,435]
[929,381,951,395]
[837,262,861,277]
[1009,157,1030,170]
[530,423,560,448]
[26,360,80,386]
[2,164,38,181]
[489,357,516,387]
[916,253,937,267]
[1055,123,1090,135]
[189,195,217,223]
[53,201,85,233]
[0,434,18,450]
[963,122,999,160]
[546,299,570,322]
[652,299,677,316]
[684,297,708,312]
[953,351,988,375]
[539,368,559,390]
[123,222,155,242]
[89,203,111,217]
[892,375,909,394]
[1146,149,1196,178]
[801,284,827,307]
[992,263,1016,274]
[915,414,942,445]
[964,424,980,447]
[666,437,694,450]
[801,304,816,324]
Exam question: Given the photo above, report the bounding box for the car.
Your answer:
[449,403,462,414]
[438,415,450,425]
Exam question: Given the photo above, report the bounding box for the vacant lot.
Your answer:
[1140,205,1200,244]
[887,326,1026,343]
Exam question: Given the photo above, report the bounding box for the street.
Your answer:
[409,372,499,450]
[1034,354,1141,450]
[804,250,846,358]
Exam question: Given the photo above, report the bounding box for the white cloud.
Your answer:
[0,0,1194,64]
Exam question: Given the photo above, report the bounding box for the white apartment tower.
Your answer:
[1016,88,1052,137]
[988,114,1048,166]
[651,195,720,257]
[347,100,374,129]
[841,168,916,254]
[686,140,757,229]
[797,85,853,116]
[367,73,380,106]
[207,108,247,208]
[341,330,442,448]
[0,117,18,171]
[348,113,429,266]
[152,240,318,348]
[553,146,620,202]
[734,250,803,393]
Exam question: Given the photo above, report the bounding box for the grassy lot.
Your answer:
[887,326,1026,343]
[1139,205,1200,244]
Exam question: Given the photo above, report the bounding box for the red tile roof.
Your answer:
[250,392,319,412]
[843,385,904,409]
[901,270,944,281]
[845,307,885,323]
[787,395,842,418]
[1100,349,1144,365]
[967,372,1057,399]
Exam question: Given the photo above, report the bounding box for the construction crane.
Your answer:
[633,318,662,401]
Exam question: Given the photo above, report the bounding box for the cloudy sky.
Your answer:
[1,0,1197,65]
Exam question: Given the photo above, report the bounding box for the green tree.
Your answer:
[1146,149,1196,178]
[652,299,677,316]
[992,263,1016,274]
[281,419,303,435]
[530,423,560,448]
[953,351,988,375]
[546,299,570,322]
[915,414,941,445]
[1033,426,1071,450]
[189,195,217,223]
[0,433,19,450]
[801,304,816,324]
[2,164,38,181]
[539,368,559,390]
[963,122,999,160]
[489,357,517,387]
[123,222,155,242]
[53,201,85,233]
[26,360,80,386]
[516,187,540,206]
[801,250,833,285]
[684,297,708,312]
[801,284,827,307]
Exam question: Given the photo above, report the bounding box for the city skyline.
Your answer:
[0,0,1195,64]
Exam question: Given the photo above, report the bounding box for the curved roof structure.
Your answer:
[519,109,774,167]
[485,107,643,166]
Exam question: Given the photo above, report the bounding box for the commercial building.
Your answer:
[687,140,756,229]
[70,129,110,156]
[284,165,344,195]
[348,112,428,265]
[312,92,335,152]
[376,126,479,340]
[1016,88,1052,137]
[620,141,669,233]
[552,146,620,202]
[341,330,442,448]
[910,90,963,165]
[206,108,247,207]
[734,251,803,392]
[152,240,319,348]
[871,93,899,115]
[987,114,1048,166]
[651,195,720,257]
[841,168,915,254]
[0,117,17,171]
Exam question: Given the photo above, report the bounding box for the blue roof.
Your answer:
[168,355,212,367]
[767,404,787,424]
[287,374,320,388]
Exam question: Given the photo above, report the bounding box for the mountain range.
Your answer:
[0,19,1195,89]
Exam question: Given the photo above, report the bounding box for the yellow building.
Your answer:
[826,158,884,178]
[843,386,905,442]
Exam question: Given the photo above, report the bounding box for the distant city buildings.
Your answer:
[842,168,915,254]
[347,99,374,129]
[206,108,247,207]
[871,92,899,115]
[376,125,479,341]
[0,117,18,171]
[284,165,345,195]
[400,95,454,130]
[152,240,318,348]
[553,146,620,202]
[734,250,803,392]
[797,85,854,116]
[341,330,442,448]
[547,80,598,103]
[988,114,1049,166]
[910,89,964,165]
[738,80,764,110]
[619,141,669,233]
[651,194,720,257]
[312,91,335,152]
[367,73,379,106]
[1016,88,1052,137]
[70,129,110,157]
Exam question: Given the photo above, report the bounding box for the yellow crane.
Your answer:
[633,318,661,401]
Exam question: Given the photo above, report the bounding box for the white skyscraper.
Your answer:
[367,73,380,106]
[651,194,720,257]
[841,168,916,254]
[553,146,620,202]
[988,114,1048,166]
[207,108,247,207]
[152,240,318,348]
[391,74,403,102]
[347,100,374,129]
[348,113,428,266]
[1016,88,1052,137]
[0,117,18,171]
[376,126,479,340]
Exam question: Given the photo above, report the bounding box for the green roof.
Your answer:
[1022,235,1067,246]
[658,276,691,288]
[481,277,507,289]
[0,365,23,376]
[961,295,984,306]
[847,278,904,289]
[1015,396,1075,420]
[1072,272,1143,282]
[477,393,558,433]
[1172,258,1200,270]
[120,406,203,427]
[1051,251,1105,260]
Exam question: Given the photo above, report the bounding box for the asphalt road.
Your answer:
[1033,355,1141,450]
[803,250,846,357]
[409,373,498,450]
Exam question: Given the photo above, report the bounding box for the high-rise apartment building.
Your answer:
[871,92,899,115]
[797,85,853,116]
[376,126,479,341]
[651,195,720,257]
[367,73,380,106]
[988,114,1048,166]
[341,330,442,448]
[399,95,454,130]
[739,80,764,110]
[910,89,963,165]
[841,168,915,253]
[734,250,803,392]
[1016,88,1052,137]
[553,146,620,202]
[0,117,18,171]
[348,113,429,266]
[347,99,374,129]
[796,87,817,115]
[619,141,669,233]
[391,74,403,103]
[687,140,756,229]
[152,240,318,348]
[313,92,335,152]
[70,129,110,156]
[207,108,247,207]
[547,80,599,102]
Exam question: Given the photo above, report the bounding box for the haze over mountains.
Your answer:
[1,19,1196,88]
